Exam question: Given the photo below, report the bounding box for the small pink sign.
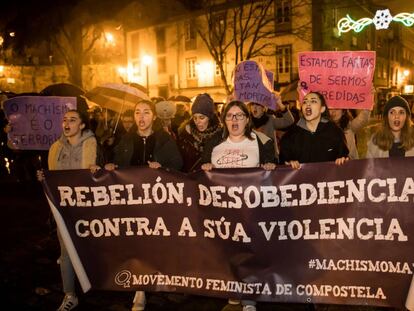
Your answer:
[298,51,376,110]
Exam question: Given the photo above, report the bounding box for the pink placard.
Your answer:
[298,51,376,110]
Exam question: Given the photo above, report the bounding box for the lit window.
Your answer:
[186,58,197,79]
[276,45,291,74]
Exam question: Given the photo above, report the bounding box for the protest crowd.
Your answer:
[1,57,411,311]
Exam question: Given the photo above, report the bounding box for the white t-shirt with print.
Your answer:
[211,133,260,168]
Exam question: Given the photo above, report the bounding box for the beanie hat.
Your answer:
[155,101,176,119]
[191,93,215,119]
[383,95,411,117]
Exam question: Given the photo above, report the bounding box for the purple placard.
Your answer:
[4,96,77,150]
[233,60,279,110]
[265,70,274,88]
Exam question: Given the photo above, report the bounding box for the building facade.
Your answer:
[124,0,414,102]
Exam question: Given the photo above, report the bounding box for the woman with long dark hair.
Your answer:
[104,99,182,311]
[280,91,349,169]
[38,109,99,311]
[105,100,182,170]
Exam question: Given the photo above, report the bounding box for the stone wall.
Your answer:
[0,63,123,93]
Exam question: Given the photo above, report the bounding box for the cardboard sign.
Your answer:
[4,96,77,150]
[234,60,279,110]
[298,51,376,109]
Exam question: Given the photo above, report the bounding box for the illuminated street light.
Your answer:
[403,69,410,77]
[105,32,114,44]
[142,54,153,95]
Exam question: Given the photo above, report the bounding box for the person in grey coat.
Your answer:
[249,101,294,162]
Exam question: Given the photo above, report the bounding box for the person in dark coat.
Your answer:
[280,91,349,169]
[105,100,182,171]
[104,100,182,311]
[177,93,222,172]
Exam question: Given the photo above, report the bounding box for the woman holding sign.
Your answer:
[104,99,182,311]
[201,100,276,171]
[105,99,182,171]
[177,93,222,172]
[37,109,99,311]
[367,95,414,158]
[201,100,275,311]
[279,92,349,168]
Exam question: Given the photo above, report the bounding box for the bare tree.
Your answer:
[0,0,131,88]
[50,11,102,87]
[195,0,311,94]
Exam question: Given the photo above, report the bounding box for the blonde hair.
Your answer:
[373,114,414,151]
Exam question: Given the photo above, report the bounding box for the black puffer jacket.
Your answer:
[113,130,183,170]
[279,118,349,164]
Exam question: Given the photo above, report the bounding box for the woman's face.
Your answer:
[62,111,84,138]
[249,103,265,118]
[121,116,135,132]
[301,93,325,122]
[134,102,155,135]
[193,113,209,132]
[329,109,343,123]
[225,105,248,138]
[388,107,407,134]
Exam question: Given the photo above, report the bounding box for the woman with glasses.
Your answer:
[279,92,349,169]
[177,93,222,172]
[201,100,275,311]
[201,100,276,171]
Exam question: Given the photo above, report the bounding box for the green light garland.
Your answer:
[337,10,414,36]
[393,12,414,27]
[337,15,373,35]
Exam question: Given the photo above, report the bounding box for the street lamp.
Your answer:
[142,54,153,95]
[403,69,410,78]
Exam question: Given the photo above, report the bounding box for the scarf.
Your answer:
[252,114,269,129]
[189,123,221,153]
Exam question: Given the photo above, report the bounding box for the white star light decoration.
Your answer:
[373,9,393,30]
[337,9,414,35]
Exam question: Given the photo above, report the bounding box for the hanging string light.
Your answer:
[337,9,414,36]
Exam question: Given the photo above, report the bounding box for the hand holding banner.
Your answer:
[298,51,376,110]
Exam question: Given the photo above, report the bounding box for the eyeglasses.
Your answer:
[225,112,246,121]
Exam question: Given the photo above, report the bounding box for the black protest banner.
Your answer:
[42,157,414,308]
